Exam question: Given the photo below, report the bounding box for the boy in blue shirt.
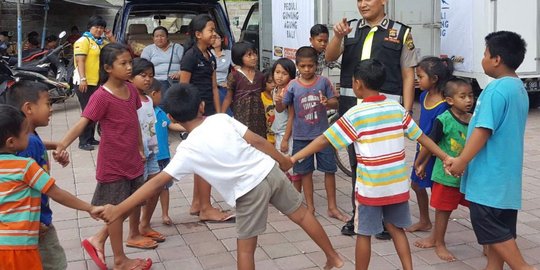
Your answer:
[7,81,77,270]
[275,46,348,222]
[145,79,185,225]
[446,31,536,270]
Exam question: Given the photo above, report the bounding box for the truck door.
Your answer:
[388,0,440,58]
[239,3,259,51]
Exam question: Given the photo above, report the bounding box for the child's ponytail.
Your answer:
[417,56,454,94]
[183,14,215,55]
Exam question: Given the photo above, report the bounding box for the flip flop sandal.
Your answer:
[125,239,158,249]
[81,239,107,270]
[129,258,153,270]
[142,231,166,243]
[200,213,236,223]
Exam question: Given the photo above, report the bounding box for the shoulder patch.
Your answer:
[394,20,410,28]
[405,33,415,50]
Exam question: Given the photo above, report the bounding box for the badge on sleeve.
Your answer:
[405,33,415,50]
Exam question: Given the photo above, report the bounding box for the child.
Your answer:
[98,83,345,270]
[413,78,474,261]
[291,59,449,270]
[223,41,267,138]
[7,81,73,270]
[309,24,330,76]
[130,58,166,243]
[0,104,102,270]
[146,79,186,226]
[271,58,301,190]
[261,68,276,144]
[407,56,453,232]
[446,31,537,270]
[55,43,153,270]
[275,46,347,222]
[180,14,231,222]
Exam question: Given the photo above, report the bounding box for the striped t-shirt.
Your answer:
[323,95,422,206]
[0,154,55,250]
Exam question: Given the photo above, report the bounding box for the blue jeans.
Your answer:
[218,86,233,116]
[159,79,177,109]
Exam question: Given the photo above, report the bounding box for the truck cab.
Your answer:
[113,0,234,56]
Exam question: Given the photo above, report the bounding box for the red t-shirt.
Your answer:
[82,83,144,182]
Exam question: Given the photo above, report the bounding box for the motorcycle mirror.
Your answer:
[58,31,67,39]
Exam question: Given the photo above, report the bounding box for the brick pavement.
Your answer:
[40,98,540,270]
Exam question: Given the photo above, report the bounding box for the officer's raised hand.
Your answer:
[334,18,353,39]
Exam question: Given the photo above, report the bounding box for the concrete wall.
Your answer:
[222,1,257,40]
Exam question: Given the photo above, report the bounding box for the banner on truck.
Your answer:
[440,0,473,72]
[272,0,314,60]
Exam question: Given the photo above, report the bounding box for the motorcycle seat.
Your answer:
[14,65,49,75]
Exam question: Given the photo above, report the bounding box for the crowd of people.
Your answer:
[0,0,537,269]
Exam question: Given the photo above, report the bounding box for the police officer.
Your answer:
[326,0,418,237]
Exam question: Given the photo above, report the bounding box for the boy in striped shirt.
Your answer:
[291,59,449,270]
[0,104,102,270]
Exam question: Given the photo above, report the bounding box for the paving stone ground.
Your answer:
[41,98,540,270]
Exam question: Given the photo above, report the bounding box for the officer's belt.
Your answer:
[340,87,356,98]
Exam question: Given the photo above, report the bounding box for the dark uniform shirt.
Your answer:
[181,46,217,115]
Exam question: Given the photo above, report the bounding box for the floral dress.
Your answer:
[227,69,267,137]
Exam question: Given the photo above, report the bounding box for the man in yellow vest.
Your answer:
[326,0,418,237]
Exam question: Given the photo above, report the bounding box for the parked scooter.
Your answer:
[4,31,74,101]
[0,58,71,104]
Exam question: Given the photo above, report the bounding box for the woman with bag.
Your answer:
[141,26,184,101]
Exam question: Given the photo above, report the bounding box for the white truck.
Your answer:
[238,0,540,107]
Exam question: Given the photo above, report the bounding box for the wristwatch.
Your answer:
[80,77,87,81]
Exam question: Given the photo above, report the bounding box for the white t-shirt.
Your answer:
[271,87,289,134]
[164,114,276,207]
[137,96,158,156]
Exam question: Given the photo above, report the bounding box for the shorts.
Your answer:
[91,175,145,206]
[144,153,160,181]
[0,249,42,270]
[469,202,517,245]
[38,224,67,270]
[292,139,337,175]
[235,163,304,239]
[354,201,411,236]
[430,182,469,211]
[158,158,174,189]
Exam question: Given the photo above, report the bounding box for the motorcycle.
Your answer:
[3,31,74,103]
[0,57,70,104]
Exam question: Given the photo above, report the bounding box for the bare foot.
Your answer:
[323,253,344,270]
[435,244,456,262]
[87,236,106,264]
[406,221,432,232]
[328,208,349,222]
[114,258,152,270]
[162,215,172,226]
[414,236,435,248]
[199,207,231,222]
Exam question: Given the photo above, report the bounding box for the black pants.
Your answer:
[75,84,98,146]
[338,96,359,212]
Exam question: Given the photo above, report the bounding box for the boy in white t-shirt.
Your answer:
[98,83,344,270]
